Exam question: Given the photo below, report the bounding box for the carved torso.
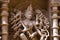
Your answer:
[22,19,34,33]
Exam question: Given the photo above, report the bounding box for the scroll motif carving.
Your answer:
[9,4,49,40]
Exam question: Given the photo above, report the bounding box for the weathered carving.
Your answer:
[9,4,49,40]
[35,9,49,40]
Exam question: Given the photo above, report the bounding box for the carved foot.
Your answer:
[20,33,28,40]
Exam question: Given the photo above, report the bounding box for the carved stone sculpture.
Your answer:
[35,9,49,40]
[9,4,49,40]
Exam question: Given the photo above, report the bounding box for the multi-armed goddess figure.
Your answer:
[10,4,49,40]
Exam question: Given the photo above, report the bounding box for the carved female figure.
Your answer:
[19,5,37,40]
[10,5,49,40]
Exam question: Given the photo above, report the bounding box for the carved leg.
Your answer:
[29,32,37,38]
[40,36,44,40]
[31,33,37,40]
[28,32,37,40]
[44,36,48,40]
[37,29,41,35]
[20,33,28,40]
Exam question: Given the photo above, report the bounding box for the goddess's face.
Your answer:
[25,13,32,20]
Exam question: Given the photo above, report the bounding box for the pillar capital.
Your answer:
[50,3,59,7]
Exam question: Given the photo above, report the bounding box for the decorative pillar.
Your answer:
[51,0,59,40]
[52,10,59,40]
[1,0,9,40]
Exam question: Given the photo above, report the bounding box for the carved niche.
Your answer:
[9,4,49,40]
